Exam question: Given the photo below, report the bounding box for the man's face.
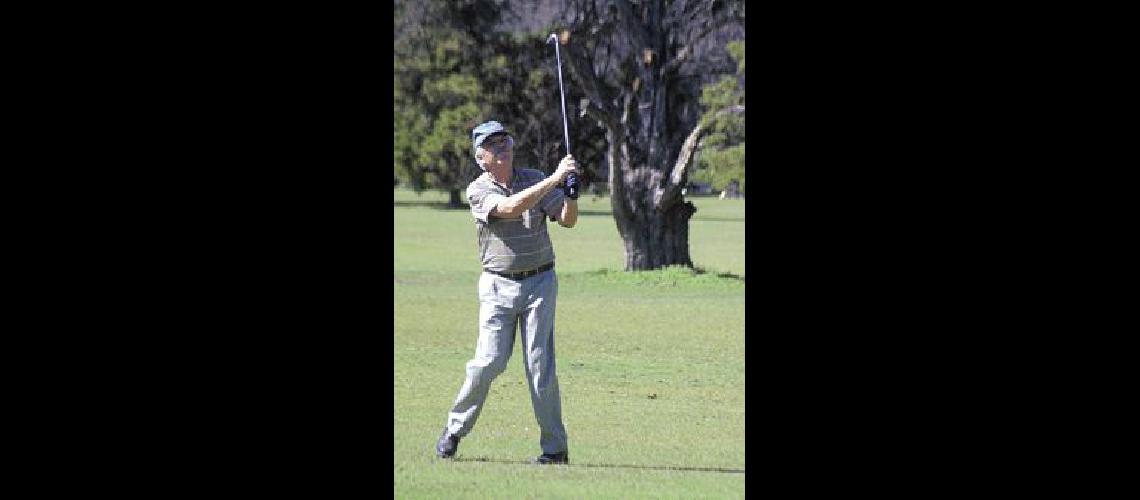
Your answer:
[481,133,513,168]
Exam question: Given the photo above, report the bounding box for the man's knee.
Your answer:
[468,354,511,379]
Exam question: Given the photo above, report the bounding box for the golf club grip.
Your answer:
[565,172,579,199]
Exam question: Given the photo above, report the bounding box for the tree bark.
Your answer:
[613,187,697,270]
[608,128,697,271]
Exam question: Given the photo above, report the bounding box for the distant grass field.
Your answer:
[394,187,745,498]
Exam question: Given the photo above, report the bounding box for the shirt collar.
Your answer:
[486,168,518,192]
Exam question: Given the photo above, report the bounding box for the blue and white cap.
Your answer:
[472,120,509,153]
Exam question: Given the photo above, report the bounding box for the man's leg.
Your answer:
[519,270,568,455]
[445,274,519,438]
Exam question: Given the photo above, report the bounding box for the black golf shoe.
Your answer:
[532,451,568,464]
[435,429,460,459]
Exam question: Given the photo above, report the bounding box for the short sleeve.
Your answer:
[468,183,506,224]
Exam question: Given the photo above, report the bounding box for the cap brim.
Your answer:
[475,131,509,150]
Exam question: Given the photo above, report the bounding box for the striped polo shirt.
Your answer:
[466,167,566,273]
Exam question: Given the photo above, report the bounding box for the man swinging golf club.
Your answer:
[434,119,579,465]
[436,32,581,466]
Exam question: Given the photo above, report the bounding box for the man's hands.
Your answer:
[552,155,578,183]
[555,155,579,226]
[554,155,580,200]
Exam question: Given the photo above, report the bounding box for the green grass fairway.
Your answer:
[394,187,745,498]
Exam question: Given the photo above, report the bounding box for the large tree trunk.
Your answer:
[612,187,696,270]
[607,128,698,271]
[448,188,463,208]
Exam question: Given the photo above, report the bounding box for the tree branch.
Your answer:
[679,11,745,57]
[606,86,637,216]
[581,105,615,133]
[653,105,744,211]
[613,0,650,52]
[562,33,616,129]
[661,45,690,76]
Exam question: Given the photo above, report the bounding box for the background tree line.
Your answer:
[394,0,744,270]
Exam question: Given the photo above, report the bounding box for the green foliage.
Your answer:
[394,99,430,190]
[699,77,740,122]
[422,73,483,107]
[394,0,613,195]
[694,40,746,194]
[727,40,745,74]
[420,102,482,187]
[393,1,501,195]
[693,144,745,194]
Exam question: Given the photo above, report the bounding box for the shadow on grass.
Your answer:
[394,201,614,216]
[691,216,746,222]
[694,267,746,283]
[391,202,740,222]
[577,210,613,217]
[452,456,744,474]
[394,200,469,210]
[566,210,743,220]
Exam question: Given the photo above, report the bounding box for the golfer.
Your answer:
[436,120,578,465]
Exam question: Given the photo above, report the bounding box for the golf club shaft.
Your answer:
[551,35,571,155]
[549,33,578,199]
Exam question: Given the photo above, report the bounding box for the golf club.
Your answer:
[547,32,578,199]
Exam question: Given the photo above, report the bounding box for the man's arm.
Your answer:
[491,155,576,219]
[555,199,577,228]
[491,175,563,219]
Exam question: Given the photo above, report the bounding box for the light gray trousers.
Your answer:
[445,268,568,454]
